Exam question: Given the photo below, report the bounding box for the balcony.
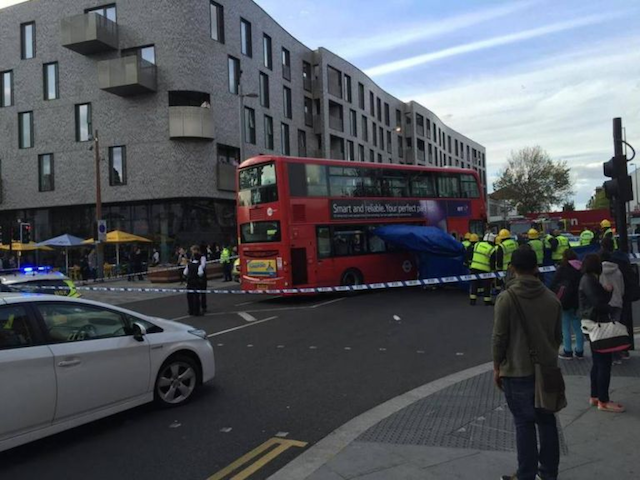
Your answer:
[98,56,157,96]
[61,13,118,55]
[169,107,214,140]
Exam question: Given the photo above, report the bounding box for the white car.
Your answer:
[0,292,215,453]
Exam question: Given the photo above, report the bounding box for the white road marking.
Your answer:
[169,421,181,428]
[277,345,285,349]
[207,316,279,337]
[456,352,465,356]
[170,314,192,321]
[393,315,401,321]
[235,300,261,307]
[379,348,387,352]
[344,347,352,351]
[217,343,224,347]
[220,427,232,433]
[247,344,254,348]
[275,432,289,438]
[417,350,425,354]
[238,311,257,322]
[310,297,346,309]
[309,346,317,350]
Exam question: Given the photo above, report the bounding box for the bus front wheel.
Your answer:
[341,269,364,287]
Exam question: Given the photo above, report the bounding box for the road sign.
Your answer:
[98,220,107,242]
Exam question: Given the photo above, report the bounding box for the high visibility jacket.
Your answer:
[603,228,618,249]
[462,240,471,250]
[220,248,231,264]
[499,238,518,270]
[528,239,544,266]
[579,230,594,246]
[470,241,494,273]
[544,234,553,250]
[552,235,569,261]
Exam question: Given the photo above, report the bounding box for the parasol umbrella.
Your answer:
[83,230,152,268]
[37,234,87,274]
[0,242,54,268]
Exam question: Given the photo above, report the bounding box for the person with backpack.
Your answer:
[183,245,205,316]
[550,249,583,359]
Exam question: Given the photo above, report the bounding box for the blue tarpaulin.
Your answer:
[374,226,467,282]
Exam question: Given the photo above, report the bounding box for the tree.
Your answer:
[493,146,573,215]
[586,188,610,210]
[562,201,575,212]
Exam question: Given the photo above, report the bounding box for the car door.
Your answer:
[35,302,151,421]
[0,303,56,443]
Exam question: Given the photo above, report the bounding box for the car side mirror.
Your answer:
[132,322,147,342]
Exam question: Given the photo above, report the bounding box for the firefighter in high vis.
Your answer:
[527,228,544,267]
[461,232,472,250]
[549,229,569,264]
[579,228,595,246]
[469,233,496,306]
[464,233,479,267]
[492,229,518,295]
[600,219,617,249]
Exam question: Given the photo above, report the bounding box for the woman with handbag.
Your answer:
[550,249,583,359]
[578,254,625,413]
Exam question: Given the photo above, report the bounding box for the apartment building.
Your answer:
[0,0,487,250]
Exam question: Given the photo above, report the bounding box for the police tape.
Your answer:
[9,265,563,296]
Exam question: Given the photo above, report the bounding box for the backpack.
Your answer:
[554,266,580,310]
[622,263,640,302]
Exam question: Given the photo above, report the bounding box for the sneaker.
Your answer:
[621,351,631,360]
[598,401,625,413]
[575,351,584,359]
[558,351,573,360]
[500,476,516,480]
[589,397,599,406]
[612,357,623,365]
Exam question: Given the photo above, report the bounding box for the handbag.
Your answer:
[507,290,567,413]
[581,319,631,353]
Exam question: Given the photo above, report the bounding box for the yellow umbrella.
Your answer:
[83,230,151,268]
[0,242,53,252]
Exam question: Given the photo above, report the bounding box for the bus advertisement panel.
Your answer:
[237,156,486,291]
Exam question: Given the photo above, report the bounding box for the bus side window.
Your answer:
[317,227,332,259]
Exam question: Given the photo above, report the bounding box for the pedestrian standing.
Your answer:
[183,245,204,316]
[220,245,232,282]
[199,243,208,313]
[469,233,496,306]
[151,248,160,267]
[579,254,625,413]
[132,246,144,281]
[635,225,640,253]
[550,249,583,359]
[87,248,97,280]
[493,247,562,480]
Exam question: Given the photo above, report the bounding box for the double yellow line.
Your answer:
[208,437,308,480]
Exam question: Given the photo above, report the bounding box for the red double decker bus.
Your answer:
[237,156,486,291]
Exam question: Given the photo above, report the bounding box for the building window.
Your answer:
[18,111,33,149]
[344,74,352,103]
[264,115,274,150]
[398,135,404,158]
[263,34,272,69]
[361,115,368,142]
[358,83,365,110]
[240,18,252,57]
[122,45,155,64]
[304,97,313,127]
[395,109,402,129]
[86,4,117,22]
[347,141,355,161]
[281,123,290,155]
[298,130,307,157]
[358,144,365,162]
[369,92,375,116]
[43,62,59,100]
[210,1,224,42]
[448,135,452,153]
[244,107,256,144]
[38,153,54,191]
[370,149,375,162]
[283,86,292,119]
[75,103,92,142]
[21,22,35,60]
[377,153,382,163]
[455,139,459,157]
[428,143,433,163]
[302,61,312,91]
[386,131,392,154]
[384,103,390,127]
[427,119,431,139]
[1,71,13,107]
[416,114,424,136]
[376,97,382,122]
[349,109,357,137]
[108,146,126,186]
[259,72,270,108]
[372,122,377,147]
[417,139,426,162]
[282,48,291,81]
[327,66,342,99]
[228,56,240,94]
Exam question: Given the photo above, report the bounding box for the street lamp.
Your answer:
[631,163,639,211]
[237,81,258,164]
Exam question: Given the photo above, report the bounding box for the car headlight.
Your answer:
[188,329,207,339]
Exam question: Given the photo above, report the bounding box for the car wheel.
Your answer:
[340,269,363,287]
[154,355,199,407]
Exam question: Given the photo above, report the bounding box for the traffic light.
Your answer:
[603,154,633,202]
[20,223,31,244]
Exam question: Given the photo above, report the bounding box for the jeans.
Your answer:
[562,309,583,354]
[590,347,613,403]
[503,376,559,480]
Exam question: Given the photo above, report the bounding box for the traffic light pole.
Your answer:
[94,131,104,281]
[613,118,629,253]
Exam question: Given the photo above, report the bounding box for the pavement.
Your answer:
[270,339,640,480]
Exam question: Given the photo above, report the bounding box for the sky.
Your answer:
[2,0,639,208]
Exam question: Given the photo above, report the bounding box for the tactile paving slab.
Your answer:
[359,372,569,454]
[560,356,640,377]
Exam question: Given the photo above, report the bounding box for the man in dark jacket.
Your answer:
[493,247,562,480]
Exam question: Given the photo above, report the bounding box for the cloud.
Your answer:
[365,12,627,77]
[335,0,539,59]
[401,36,640,207]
